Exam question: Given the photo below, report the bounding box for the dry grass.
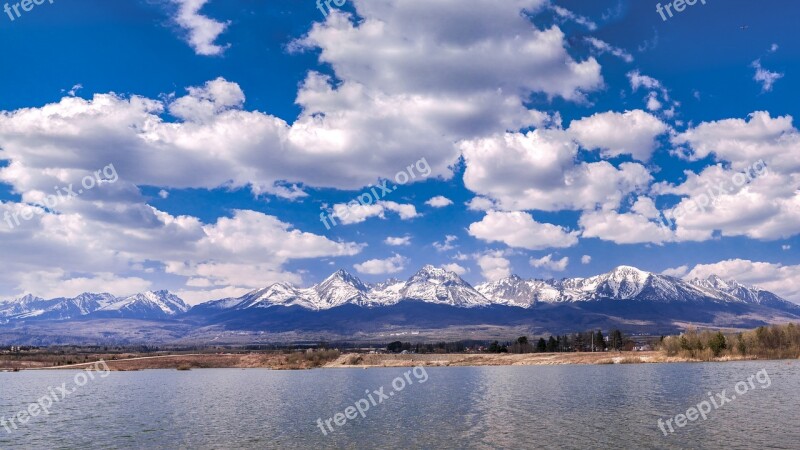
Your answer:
[326,351,672,368]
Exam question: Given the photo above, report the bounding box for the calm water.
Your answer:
[0,360,798,449]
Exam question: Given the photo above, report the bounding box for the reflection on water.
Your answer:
[1,360,798,449]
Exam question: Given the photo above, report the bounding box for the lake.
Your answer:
[1,360,798,449]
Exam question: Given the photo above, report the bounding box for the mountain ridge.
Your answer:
[1,265,796,323]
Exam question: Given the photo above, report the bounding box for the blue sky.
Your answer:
[0,0,798,304]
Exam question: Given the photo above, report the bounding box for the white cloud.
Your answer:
[330,201,418,225]
[662,265,689,278]
[530,254,569,272]
[158,190,170,199]
[476,252,512,281]
[579,204,675,245]
[461,129,653,211]
[627,70,663,91]
[568,110,668,161]
[550,5,597,30]
[466,197,496,212]
[385,236,411,246]
[684,259,800,303]
[354,254,407,275]
[783,245,792,251]
[171,0,230,56]
[441,263,467,275]
[433,235,458,252]
[584,37,632,63]
[662,112,800,241]
[581,255,592,264]
[751,59,784,92]
[425,195,453,208]
[295,0,602,101]
[16,271,152,300]
[468,211,579,250]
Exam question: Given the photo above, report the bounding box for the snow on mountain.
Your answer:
[475,276,559,307]
[399,265,491,307]
[476,266,795,306]
[689,275,791,307]
[314,270,371,307]
[0,293,118,320]
[366,278,406,306]
[98,290,190,318]
[1,266,794,324]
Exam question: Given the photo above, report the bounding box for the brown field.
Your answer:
[3,350,794,372]
[324,351,702,368]
[0,350,342,371]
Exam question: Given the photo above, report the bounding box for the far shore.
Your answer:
[2,351,795,372]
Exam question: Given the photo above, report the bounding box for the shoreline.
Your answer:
[2,351,794,372]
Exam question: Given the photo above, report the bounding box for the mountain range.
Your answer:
[1,265,798,344]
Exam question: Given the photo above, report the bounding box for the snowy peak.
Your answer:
[0,291,189,321]
[99,290,190,318]
[401,265,490,307]
[314,269,370,307]
[593,265,653,300]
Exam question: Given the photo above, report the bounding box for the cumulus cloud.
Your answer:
[466,197,496,212]
[662,112,800,241]
[171,0,230,56]
[462,129,652,211]
[568,110,668,161]
[294,0,602,101]
[385,236,411,246]
[468,211,579,250]
[579,204,674,245]
[354,253,407,275]
[581,255,592,264]
[530,254,569,272]
[684,259,800,303]
[662,265,689,278]
[425,196,454,208]
[330,201,419,225]
[442,263,467,275]
[476,251,512,281]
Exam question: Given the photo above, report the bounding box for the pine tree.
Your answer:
[536,338,547,352]
[546,336,558,352]
[595,330,607,351]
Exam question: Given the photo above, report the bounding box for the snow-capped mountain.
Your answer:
[1,266,796,325]
[0,291,187,321]
[396,265,491,307]
[475,265,796,307]
[0,293,117,321]
[476,276,560,307]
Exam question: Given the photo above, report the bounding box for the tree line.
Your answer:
[486,329,633,353]
[659,323,800,360]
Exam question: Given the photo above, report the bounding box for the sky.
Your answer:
[0,0,798,304]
